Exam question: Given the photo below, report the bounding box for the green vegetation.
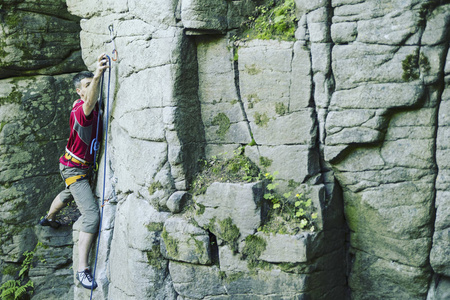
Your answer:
[240,234,269,270]
[217,217,241,253]
[0,242,42,300]
[254,112,269,127]
[418,0,440,26]
[288,179,300,189]
[212,113,231,138]
[245,64,262,75]
[196,203,206,215]
[161,227,178,258]
[275,102,287,116]
[190,147,261,195]
[2,265,19,277]
[242,0,298,41]
[259,156,272,168]
[258,172,317,234]
[233,51,239,61]
[146,245,164,270]
[246,93,261,109]
[203,217,241,253]
[419,52,431,74]
[402,50,431,82]
[402,53,419,81]
[148,181,163,195]
[0,121,8,133]
[145,222,164,232]
[219,271,245,283]
[192,237,206,257]
[0,87,23,106]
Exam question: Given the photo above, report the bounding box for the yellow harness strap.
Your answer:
[65,174,87,187]
[64,153,90,166]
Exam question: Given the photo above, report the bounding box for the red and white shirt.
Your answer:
[60,99,101,168]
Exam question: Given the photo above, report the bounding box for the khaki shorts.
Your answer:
[58,163,100,234]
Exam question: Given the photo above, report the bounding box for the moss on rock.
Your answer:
[162,227,178,259]
[212,112,231,138]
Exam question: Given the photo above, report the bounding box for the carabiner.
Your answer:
[108,24,118,61]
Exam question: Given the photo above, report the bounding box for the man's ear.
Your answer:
[76,88,81,96]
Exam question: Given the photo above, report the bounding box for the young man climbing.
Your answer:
[39,53,109,290]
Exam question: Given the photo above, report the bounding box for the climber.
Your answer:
[39,53,110,290]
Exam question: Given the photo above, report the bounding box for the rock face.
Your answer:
[2,0,450,299]
[0,0,83,299]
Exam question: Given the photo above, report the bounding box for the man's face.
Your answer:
[76,77,93,100]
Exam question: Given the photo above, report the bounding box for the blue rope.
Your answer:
[90,55,112,299]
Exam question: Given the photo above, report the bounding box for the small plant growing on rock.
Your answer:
[260,172,317,234]
[240,234,268,270]
[294,193,318,231]
[212,112,231,138]
[190,147,261,195]
[243,0,298,41]
[0,242,41,300]
[402,50,431,82]
[254,112,270,127]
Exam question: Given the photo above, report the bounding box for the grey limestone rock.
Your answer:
[256,232,313,263]
[193,182,264,243]
[167,191,188,213]
[161,216,212,265]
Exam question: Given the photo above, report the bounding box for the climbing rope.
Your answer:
[90,25,117,299]
[90,56,111,299]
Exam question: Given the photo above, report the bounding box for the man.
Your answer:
[39,53,109,290]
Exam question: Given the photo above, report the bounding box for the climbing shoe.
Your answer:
[76,268,98,290]
[39,217,61,229]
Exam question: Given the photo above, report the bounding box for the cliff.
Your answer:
[0,0,449,299]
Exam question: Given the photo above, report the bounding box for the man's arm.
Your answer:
[83,53,109,117]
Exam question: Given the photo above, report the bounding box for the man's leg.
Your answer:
[47,194,66,220]
[68,174,100,289]
[40,190,71,228]
[78,231,96,271]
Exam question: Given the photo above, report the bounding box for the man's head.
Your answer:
[73,71,94,100]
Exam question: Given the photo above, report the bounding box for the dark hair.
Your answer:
[73,71,94,88]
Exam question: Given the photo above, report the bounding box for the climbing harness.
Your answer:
[61,151,91,187]
[90,26,116,299]
[64,151,90,167]
[109,24,118,62]
[64,174,88,187]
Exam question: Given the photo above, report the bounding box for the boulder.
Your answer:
[161,216,211,265]
[166,191,188,213]
[169,262,226,299]
[257,232,314,263]
[180,0,228,33]
[193,182,264,244]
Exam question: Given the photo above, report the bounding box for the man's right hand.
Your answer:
[94,53,110,79]
[83,53,110,116]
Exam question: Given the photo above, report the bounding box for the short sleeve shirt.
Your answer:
[59,100,101,168]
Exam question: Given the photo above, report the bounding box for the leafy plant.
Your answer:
[190,147,262,195]
[260,172,317,234]
[0,242,41,300]
[254,112,269,127]
[294,193,318,231]
[243,0,298,41]
[0,280,34,300]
